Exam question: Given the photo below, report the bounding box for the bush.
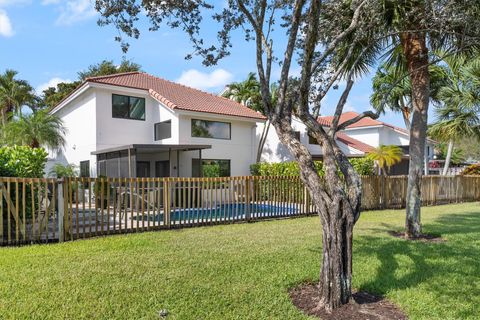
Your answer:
[250,161,324,176]
[349,157,375,175]
[462,163,480,175]
[0,146,48,230]
[250,158,374,176]
[0,146,48,177]
[48,163,78,178]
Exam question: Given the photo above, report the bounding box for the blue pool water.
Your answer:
[134,203,299,222]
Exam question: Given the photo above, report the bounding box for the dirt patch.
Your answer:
[290,283,407,320]
[388,231,444,243]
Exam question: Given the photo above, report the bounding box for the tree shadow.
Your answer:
[353,210,480,317]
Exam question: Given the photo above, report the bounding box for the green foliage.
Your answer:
[2,110,66,150]
[251,159,375,176]
[435,142,465,165]
[0,145,47,177]
[202,163,220,177]
[42,59,141,109]
[349,157,375,175]
[0,69,37,125]
[48,163,78,178]
[461,163,480,175]
[367,145,403,175]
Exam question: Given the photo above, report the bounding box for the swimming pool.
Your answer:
[133,203,299,222]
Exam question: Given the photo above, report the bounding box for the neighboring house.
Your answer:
[48,72,266,178]
[259,111,435,175]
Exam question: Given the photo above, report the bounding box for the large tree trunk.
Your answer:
[256,120,270,162]
[318,202,354,311]
[271,117,361,312]
[400,32,430,239]
[442,140,454,176]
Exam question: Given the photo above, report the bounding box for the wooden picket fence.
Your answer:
[1,175,479,245]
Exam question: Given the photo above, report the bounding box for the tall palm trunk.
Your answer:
[400,31,430,239]
[442,140,454,176]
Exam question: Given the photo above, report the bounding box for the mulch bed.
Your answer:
[388,231,445,243]
[290,283,407,320]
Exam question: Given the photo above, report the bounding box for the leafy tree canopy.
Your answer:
[41,59,142,109]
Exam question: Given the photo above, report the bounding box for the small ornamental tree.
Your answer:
[94,0,480,312]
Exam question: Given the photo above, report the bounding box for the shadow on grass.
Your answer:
[354,210,480,317]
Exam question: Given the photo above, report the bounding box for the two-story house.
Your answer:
[48,72,266,178]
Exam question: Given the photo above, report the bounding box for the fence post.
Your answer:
[57,178,64,242]
[163,179,171,229]
[245,176,251,222]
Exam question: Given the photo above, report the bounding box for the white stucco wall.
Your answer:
[258,118,363,163]
[342,127,381,147]
[177,113,258,176]
[49,89,97,176]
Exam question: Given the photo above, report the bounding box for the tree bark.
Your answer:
[256,120,270,163]
[270,117,360,312]
[442,140,454,176]
[400,32,430,239]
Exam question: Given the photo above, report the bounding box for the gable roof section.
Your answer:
[336,132,374,153]
[318,111,384,128]
[85,72,266,120]
[318,111,412,135]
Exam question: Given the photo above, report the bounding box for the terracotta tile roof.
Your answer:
[319,111,436,146]
[336,132,374,153]
[317,111,384,128]
[85,72,266,120]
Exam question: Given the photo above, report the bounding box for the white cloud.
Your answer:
[0,9,13,37]
[44,0,97,26]
[36,77,72,94]
[176,69,234,91]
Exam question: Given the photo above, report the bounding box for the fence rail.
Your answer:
[1,175,479,245]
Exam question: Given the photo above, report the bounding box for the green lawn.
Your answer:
[1,203,479,320]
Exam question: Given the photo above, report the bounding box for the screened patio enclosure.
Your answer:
[92,144,211,178]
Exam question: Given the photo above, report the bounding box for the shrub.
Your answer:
[250,158,374,176]
[48,163,78,178]
[349,157,375,176]
[0,146,48,228]
[462,163,480,175]
[0,146,48,177]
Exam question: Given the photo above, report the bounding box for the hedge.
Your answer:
[250,157,375,176]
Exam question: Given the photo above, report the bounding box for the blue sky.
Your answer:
[0,0,405,127]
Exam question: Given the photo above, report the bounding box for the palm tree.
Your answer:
[0,70,37,125]
[223,73,278,163]
[347,1,480,238]
[371,62,447,131]
[367,145,403,176]
[222,72,262,111]
[428,55,480,175]
[2,110,66,151]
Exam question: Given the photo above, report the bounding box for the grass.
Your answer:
[1,203,479,320]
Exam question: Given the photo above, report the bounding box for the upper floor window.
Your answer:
[112,94,145,120]
[191,119,231,140]
[154,120,172,141]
